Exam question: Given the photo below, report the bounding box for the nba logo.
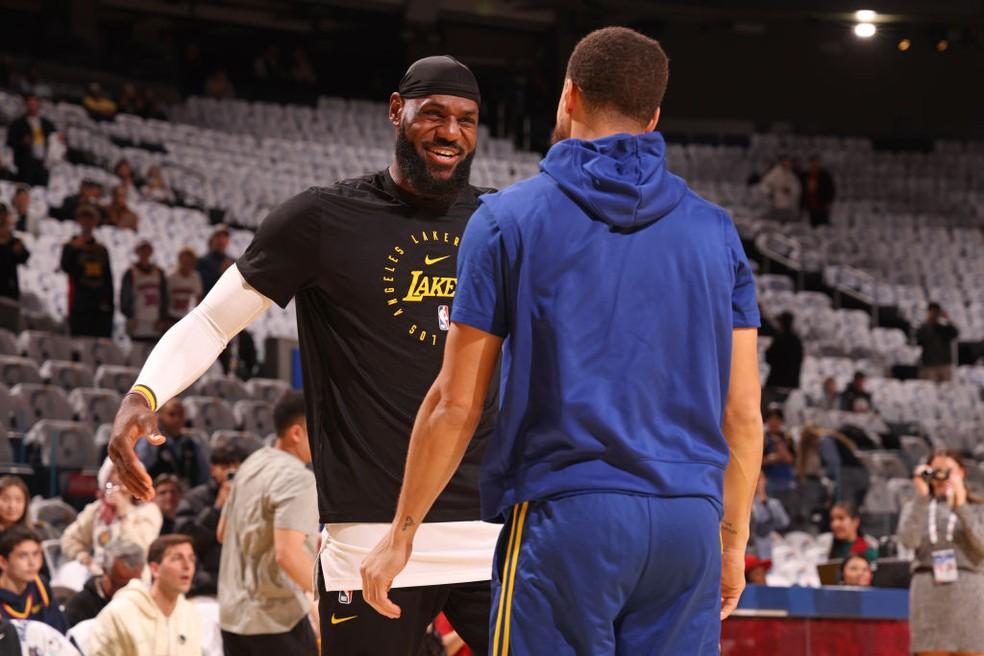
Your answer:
[339,590,352,605]
[438,305,450,331]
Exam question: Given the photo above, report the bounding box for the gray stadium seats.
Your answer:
[93,365,139,395]
[0,329,17,356]
[17,330,73,363]
[11,383,74,423]
[126,341,155,368]
[73,337,127,368]
[24,420,98,468]
[30,498,78,535]
[40,360,95,391]
[194,377,250,403]
[0,356,42,386]
[233,400,275,435]
[900,436,931,469]
[68,388,122,427]
[210,430,263,455]
[0,424,33,477]
[858,451,910,480]
[0,383,32,433]
[184,396,236,432]
[94,423,113,454]
[245,377,291,403]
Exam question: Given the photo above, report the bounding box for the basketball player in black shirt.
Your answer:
[108,56,498,655]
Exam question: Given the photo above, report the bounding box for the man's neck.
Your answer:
[150,582,178,617]
[0,573,29,596]
[275,439,303,463]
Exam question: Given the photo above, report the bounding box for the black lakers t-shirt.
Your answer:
[237,170,497,523]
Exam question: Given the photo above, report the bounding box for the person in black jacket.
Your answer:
[0,208,29,300]
[916,302,960,382]
[59,206,114,337]
[4,94,57,186]
[63,539,144,628]
[54,179,105,223]
[765,312,803,390]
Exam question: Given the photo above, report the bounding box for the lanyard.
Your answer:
[929,499,958,545]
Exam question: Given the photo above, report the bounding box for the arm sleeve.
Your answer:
[954,504,984,558]
[723,213,760,328]
[896,496,929,551]
[119,269,134,318]
[271,471,319,534]
[132,264,272,409]
[449,202,509,337]
[236,187,322,308]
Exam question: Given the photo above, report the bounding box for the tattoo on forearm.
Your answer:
[401,516,416,532]
[721,521,739,536]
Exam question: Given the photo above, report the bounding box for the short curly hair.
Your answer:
[566,26,669,125]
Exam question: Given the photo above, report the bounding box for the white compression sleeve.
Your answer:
[132,264,273,409]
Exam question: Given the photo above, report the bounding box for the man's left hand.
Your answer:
[360,531,413,619]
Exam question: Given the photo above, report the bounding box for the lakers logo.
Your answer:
[382,229,461,347]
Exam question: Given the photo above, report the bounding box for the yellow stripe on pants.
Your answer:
[494,502,529,656]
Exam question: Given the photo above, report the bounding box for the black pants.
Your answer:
[319,569,490,656]
[221,618,317,655]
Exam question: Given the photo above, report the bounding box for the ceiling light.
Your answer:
[898,39,911,51]
[855,9,876,22]
[936,39,948,52]
[854,23,876,38]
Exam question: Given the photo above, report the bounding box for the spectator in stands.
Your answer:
[120,240,168,343]
[817,376,840,410]
[140,165,175,204]
[759,155,801,223]
[166,248,203,322]
[104,184,139,231]
[197,225,233,294]
[173,440,249,595]
[153,474,184,535]
[82,83,117,122]
[217,391,317,653]
[205,69,236,99]
[821,429,870,508]
[762,407,796,499]
[5,93,57,186]
[60,205,115,338]
[113,159,138,192]
[803,155,836,227]
[839,371,873,413]
[828,502,878,562]
[839,554,872,587]
[10,184,38,235]
[750,471,789,559]
[64,539,145,628]
[289,48,318,86]
[61,462,163,573]
[916,302,959,383]
[136,398,209,488]
[86,534,202,655]
[0,477,33,538]
[55,179,105,223]
[0,526,66,633]
[0,209,29,300]
[795,425,829,525]
[744,554,771,585]
[117,83,143,116]
[898,449,984,656]
[764,311,803,390]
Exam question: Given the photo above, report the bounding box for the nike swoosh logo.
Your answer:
[331,614,358,625]
[424,255,451,266]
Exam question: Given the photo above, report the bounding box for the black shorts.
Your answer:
[318,568,490,656]
[221,618,317,655]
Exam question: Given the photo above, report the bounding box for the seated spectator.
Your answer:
[140,165,175,204]
[166,248,203,322]
[0,209,29,300]
[113,159,138,191]
[744,554,771,585]
[820,429,870,507]
[196,225,233,294]
[60,205,114,337]
[63,539,145,628]
[5,93,57,186]
[10,184,38,236]
[82,83,117,121]
[173,440,250,595]
[54,179,105,223]
[817,376,839,410]
[750,471,790,559]
[759,155,801,223]
[120,240,167,343]
[0,476,54,543]
[0,526,66,633]
[136,398,209,488]
[795,425,830,525]
[153,475,184,535]
[762,407,796,498]
[104,184,139,231]
[839,554,872,587]
[764,311,803,390]
[60,462,162,573]
[139,87,165,120]
[916,302,959,383]
[840,371,873,413]
[827,502,878,562]
[86,535,202,655]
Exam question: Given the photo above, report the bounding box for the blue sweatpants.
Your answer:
[489,493,721,655]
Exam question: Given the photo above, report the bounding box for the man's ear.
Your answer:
[562,79,577,117]
[645,106,661,132]
[389,92,404,128]
[148,561,159,580]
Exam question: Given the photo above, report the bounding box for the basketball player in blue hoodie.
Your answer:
[362,27,764,653]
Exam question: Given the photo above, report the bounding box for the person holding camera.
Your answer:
[897,449,984,656]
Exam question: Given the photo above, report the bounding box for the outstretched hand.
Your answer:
[107,394,166,501]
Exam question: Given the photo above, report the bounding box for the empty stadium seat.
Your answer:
[245,377,291,403]
[194,376,250,403]
[233,400,275,435]
[0,355,42,386]
[68,388,122,426]
[0,329,17,356]
[126,341,155,368]
[0,383,32,433]
[11,383,74,423]
[185,396,236,432]
[17,330,74,363]
[93,365,139,395]
[39,360,95,391]
[24,420,98,468]
[30,498,78,535]
[73,337,126,368]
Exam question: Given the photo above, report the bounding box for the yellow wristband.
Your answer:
[128,384,158,413]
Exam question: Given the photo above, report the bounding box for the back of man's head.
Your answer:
[101,538,146,572]
[566,26,668,126]
[273,390,306,438]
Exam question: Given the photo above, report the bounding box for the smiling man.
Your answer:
[107,55,498,654]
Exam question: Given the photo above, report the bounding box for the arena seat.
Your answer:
[0,383,32,433]
[17,330,74,363]
[233,400,275,435]
[39,360,95,391]
[11,383,74,423]
[210,429,262,454]
[24,420,98,468]
[73,337,127,368]
[194,376,250,403]
[68,388,121,427]
[0,329,17,356]
[244,377,291,404]
[184,396,237,432]
[0,356,42,387]
[93,365,139,395]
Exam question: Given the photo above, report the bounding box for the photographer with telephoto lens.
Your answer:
[897,449,984,656]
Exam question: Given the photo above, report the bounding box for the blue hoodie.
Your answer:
[452,131,760,522]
